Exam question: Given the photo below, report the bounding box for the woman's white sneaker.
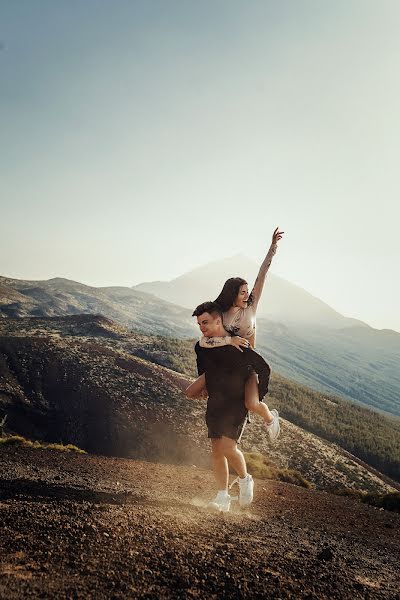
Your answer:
[207,491,231,512]
[264,409,280,442]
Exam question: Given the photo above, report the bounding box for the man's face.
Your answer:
[197,312,221,337]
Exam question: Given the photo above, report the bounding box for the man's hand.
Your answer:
[272,227,284,244]
[231,336,250,352]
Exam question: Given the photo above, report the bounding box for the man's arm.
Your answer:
[195,342,205,375]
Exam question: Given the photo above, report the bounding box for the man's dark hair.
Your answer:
[192,301,223,318]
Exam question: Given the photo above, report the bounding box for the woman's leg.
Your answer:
[185,373,208,400]
[245,372,273,423]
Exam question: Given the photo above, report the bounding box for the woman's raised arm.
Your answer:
[251,227,284,306]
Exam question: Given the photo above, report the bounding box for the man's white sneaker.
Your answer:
[207,491,231,512]
[264,408,280,442]
[230,474,254,507]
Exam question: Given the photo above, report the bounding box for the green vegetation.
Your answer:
[245,452,399,512]
[0,435,86,453]
[243,451,313,489]
[256,322,400,418]
[128,336,400,484]
[132,337,196,377]
[270,373,400,483]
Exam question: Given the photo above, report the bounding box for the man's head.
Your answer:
[192,301,223,337]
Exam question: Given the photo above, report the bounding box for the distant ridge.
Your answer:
[134,254,369,329]
[0,275,196,338]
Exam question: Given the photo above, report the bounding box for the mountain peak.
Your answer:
[133,256,367,329]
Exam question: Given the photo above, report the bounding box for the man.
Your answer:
[185,301,270,512]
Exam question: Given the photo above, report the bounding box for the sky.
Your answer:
[1,0,399,331]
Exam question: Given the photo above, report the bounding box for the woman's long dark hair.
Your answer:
[214,277,254,313]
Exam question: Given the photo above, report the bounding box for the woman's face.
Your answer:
[234,284,249,309]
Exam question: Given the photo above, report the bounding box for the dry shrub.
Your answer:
[244,451,312,489]
[324,486,400,513]
[0,435,85,453]
[363,491,400,513]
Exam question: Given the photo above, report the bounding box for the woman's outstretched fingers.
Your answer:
[272,227,284,244]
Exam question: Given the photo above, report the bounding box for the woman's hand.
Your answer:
[231,336,250,352]
[272,227,284,244]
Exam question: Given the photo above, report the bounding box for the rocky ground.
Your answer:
[0,447,399,599]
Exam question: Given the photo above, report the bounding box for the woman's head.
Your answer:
[214,277,253,312]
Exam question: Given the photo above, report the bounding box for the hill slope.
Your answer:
[1,315,399,494]
[255,320,400,417]
[0,275,196,338]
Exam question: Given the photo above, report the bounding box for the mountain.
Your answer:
[255,320,400,417]
[134,254,368,329]
[134,257,400,417]
[2,274,400,418]
[0,275,197,338]
[1,315,399,493]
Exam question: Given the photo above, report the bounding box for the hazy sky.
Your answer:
[1,1,399,331]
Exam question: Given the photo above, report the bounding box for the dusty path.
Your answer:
[0,448,399,599]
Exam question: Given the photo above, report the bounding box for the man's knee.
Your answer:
[220,436,237,456]
[245,397,259,411]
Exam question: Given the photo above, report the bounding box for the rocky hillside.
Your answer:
[0,447,399,600]
[0,315,398,495]
[0,275,196,338]
[255,319,400,418]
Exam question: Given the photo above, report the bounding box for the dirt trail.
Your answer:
[0,448,399,599]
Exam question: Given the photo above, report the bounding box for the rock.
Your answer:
[317,547,334,561]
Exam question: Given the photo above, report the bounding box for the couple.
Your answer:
[185,227,283,512]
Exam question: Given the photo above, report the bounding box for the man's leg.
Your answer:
[211,438,229,491]
[220,435,254,507]
[207,439,232,512]
[219,436,247,478]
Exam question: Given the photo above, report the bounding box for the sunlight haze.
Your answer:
[1,0,399,331]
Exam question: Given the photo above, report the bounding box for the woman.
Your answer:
[198,226,283,442]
